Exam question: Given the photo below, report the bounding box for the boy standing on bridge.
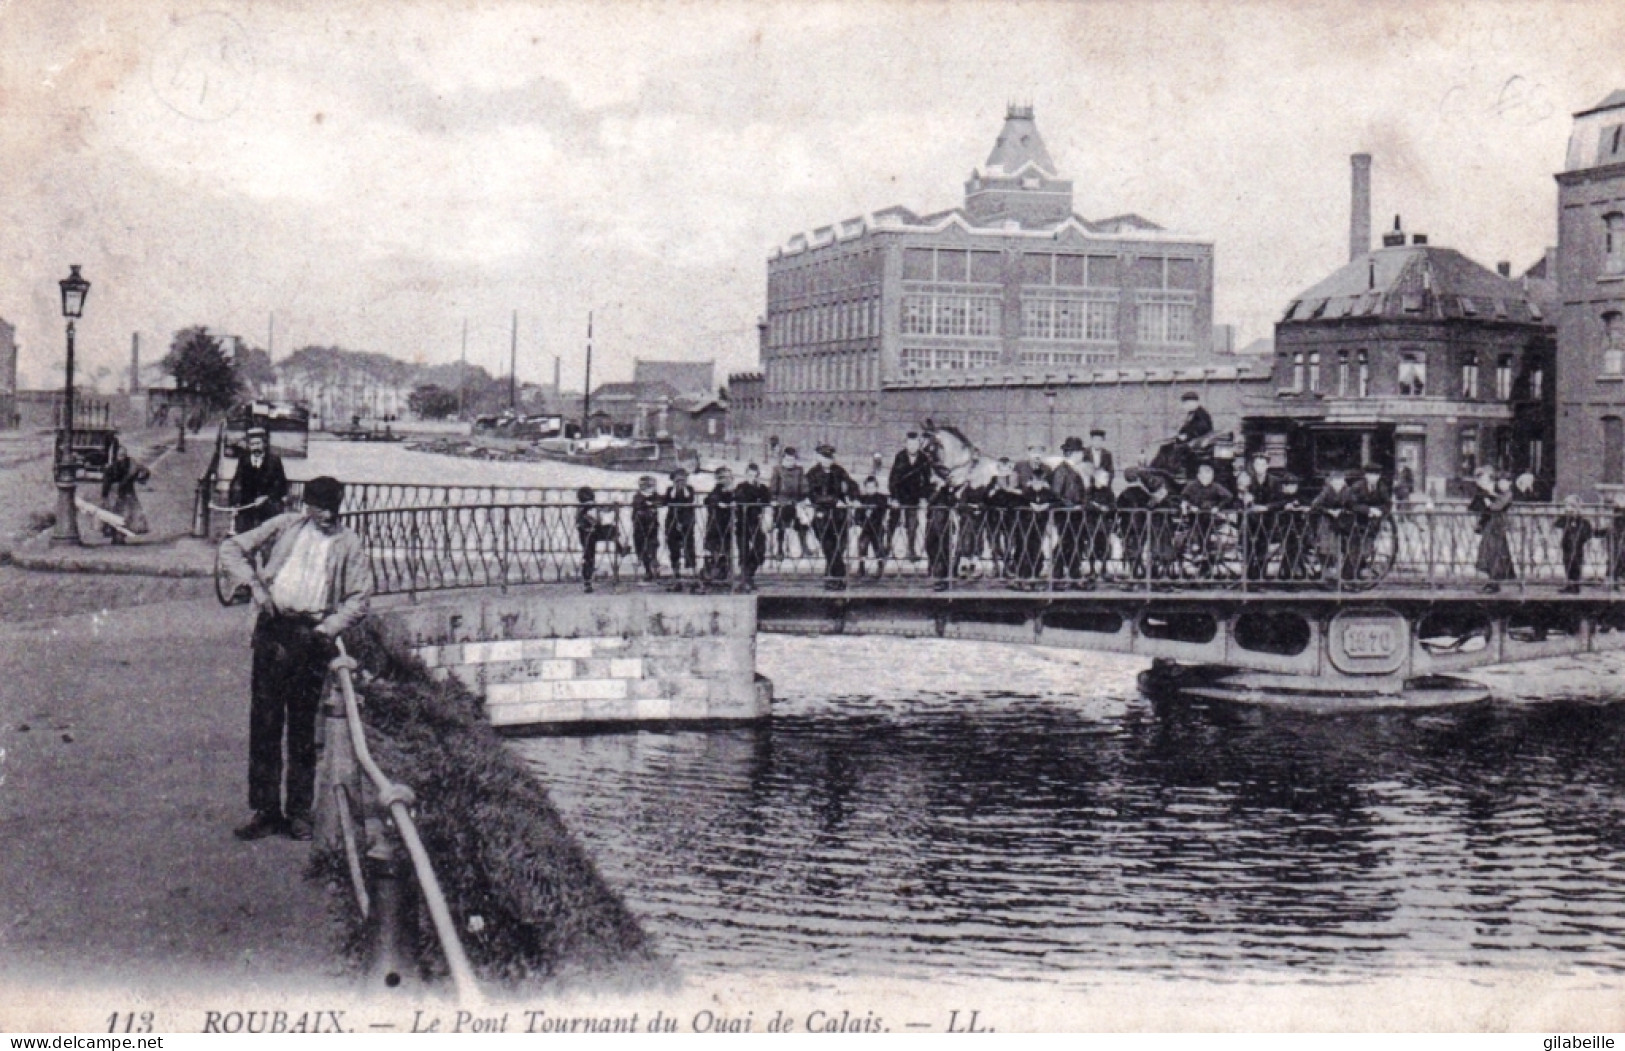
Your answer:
[632,476,662,582]
[220,476,372,842]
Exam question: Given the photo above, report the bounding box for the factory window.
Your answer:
[968,348,1000,369]
[1022,253,1054,285]
[1086,255,1120,287]
[1337,351,1350,396]
[1085,301,1118,342]
[1166,303,1194,344]
[970,251,1002,284]
[1024,299,1054,340]
[1605,417,1625,486]
[1605,312,1625,375]
[903,249,934,282]
[1055,254,1086,286]
[1167,258,1200,290]
[1307,351,1322,393]
[1605,213,1625,275]
[1054,301,1084,341]
[1357,350,1370,398]
[900,347,929,374]
[1398,351,1426,396]
[968,299,996,337]
[902,297,931,336]
[1459,426,1479,477]
[1496,356,1514,400]
[936,249,969,283]
[1460,353,1479,399]
[936,296,969,337]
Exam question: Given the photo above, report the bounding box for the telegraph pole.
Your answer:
[508,310,518,410]
[459,317,468,420]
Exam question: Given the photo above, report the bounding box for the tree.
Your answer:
[163,327,242,412]
[408,383,459,420]
[235,345,277,395]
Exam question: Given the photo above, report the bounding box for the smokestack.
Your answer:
[129,332,140,394]
[554,355,561,391]
[1349,153,1372,262]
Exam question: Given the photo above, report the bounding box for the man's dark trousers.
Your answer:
[249,612,331,820]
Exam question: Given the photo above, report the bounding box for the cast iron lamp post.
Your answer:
[52,265,90,546]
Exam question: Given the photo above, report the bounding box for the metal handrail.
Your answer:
[331,640,483,1004]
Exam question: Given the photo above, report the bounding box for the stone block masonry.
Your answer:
[373,588,770,728]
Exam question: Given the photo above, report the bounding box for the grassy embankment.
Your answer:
[328,621,665,988]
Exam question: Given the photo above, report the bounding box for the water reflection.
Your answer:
[516,643,1625,984]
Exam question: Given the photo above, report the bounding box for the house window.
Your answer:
[1605,213,1625,276]
[1459,426,1479,477]
[1398,351,1427,396]
[1291,352,1305,392]
[1605,416,1625,485]
[1460,353,1479,399]
[1605,312,1625,375]
[1528,438,1545,477]
[1496,356,1514,400]
[1308,351,1321,393]
[1337,351,1350,396]
[1529,364,1544,399]
[1357,350,1370,397]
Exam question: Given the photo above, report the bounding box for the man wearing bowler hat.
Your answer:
[229,426,289,533]
[1085,428,1114,486]
[220,476,372,842]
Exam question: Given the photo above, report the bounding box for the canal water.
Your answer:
[515,638,1625,986]
[319,441,1625,985]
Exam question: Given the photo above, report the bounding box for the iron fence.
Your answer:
[343,500,1625,598]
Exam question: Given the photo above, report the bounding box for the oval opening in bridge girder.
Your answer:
[1232,610,1312,656]
[1507,608,1583,643]
[1417,609,1491,655]
[1138,611,1218,645]
[1042,609,1126,635]
[949,608,1032,627]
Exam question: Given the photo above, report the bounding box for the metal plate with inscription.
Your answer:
[1327,609,1409,675]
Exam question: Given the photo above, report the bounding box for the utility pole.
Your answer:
[581,311,593,437]
[508,310,518,411]
[458,317,468,421]
[267,312,275,358]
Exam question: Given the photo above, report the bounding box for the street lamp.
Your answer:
[52,265,90,546]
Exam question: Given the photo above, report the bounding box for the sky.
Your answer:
[2,0,1623,392]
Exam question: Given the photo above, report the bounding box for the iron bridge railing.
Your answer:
[341,500,1625,599]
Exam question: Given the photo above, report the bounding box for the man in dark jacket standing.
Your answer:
[1048,436,1089,587]
[701,467,736,584]
[664,468,697,579]
[229,427,290,533]
[1173,391,1214,479]
[806,443,859,589]
[1085,428,1114,487]
[733,463,772,590]
[887,431,933,560]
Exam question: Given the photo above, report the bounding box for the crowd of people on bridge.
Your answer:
[566,392,1625,596]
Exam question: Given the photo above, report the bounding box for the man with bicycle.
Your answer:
[229,426,289,533]
[220,476,372,842]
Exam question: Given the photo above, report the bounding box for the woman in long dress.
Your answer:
[1470,469,1515,592]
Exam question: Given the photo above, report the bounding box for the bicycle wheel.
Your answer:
[1346,514,1398,592]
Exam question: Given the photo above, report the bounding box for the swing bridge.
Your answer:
[265,480,1625,709]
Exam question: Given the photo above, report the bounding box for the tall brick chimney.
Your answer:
[1349,153,1372,262]
[129,332,140,394]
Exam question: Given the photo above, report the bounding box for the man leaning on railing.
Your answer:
[220,476,373,843]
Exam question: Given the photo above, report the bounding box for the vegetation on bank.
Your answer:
[334,621,662,985]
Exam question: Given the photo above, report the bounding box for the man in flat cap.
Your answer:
[220,476,372,842]
[806,443,859,589]
[228,425,290,533]
[887,431,933,561]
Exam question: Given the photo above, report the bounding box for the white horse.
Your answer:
[920,423,1001,490]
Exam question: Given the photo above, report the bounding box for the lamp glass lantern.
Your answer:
[59,265,90,319]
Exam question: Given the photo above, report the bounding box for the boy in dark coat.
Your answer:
[1557,495,1594,593]
[702,467,736,584]
[631,475,663,581]
[733,463,772,590]
[664,468,697,579]
[924,474,957,591]
[854,476,891,578]
[576,486,616,592]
